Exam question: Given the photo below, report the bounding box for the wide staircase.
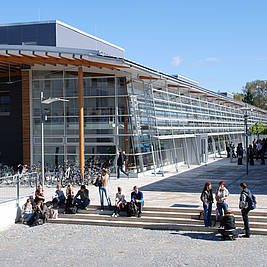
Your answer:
[48,205,267,235]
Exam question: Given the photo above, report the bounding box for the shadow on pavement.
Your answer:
[173,232,221,241]
[140,158,267,195]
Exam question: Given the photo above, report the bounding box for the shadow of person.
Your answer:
[171,232,221,241]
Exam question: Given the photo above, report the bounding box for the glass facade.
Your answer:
[31,69,267,174]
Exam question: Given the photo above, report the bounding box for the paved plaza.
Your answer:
[0,156,267,266]
[1,224,267,267]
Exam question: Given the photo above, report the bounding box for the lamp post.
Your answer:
[241,107,253,176]
[244,110,249,175]
[40,91,69,186]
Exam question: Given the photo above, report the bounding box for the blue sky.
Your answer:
[1,0,267,93]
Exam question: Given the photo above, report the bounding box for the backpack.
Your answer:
[93,176,103,187]
[126,201,138,217]
[244,191,257,210]
[65,205,77,214]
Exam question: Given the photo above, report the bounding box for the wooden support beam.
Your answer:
[167,84,190,88]
[78,67,85,180]
[0,70,21,77]
[21,70,31,165]
[189,90,206,94]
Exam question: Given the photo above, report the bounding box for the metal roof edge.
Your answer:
[55,20,125,52]
[124,59,267,114]
[0,20,57,27]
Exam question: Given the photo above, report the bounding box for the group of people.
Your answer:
[21,166,144,226]
[226,138,266,166]
[247,139,266,165]
[200,181,253,238]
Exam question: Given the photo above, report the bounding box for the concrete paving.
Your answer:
[2,155,266,213]
[63,155,267,212]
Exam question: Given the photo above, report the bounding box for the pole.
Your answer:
[245,111,248,175]
[41,91,45,186]
[78,67,85,180]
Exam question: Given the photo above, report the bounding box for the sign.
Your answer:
[242,133,252,137]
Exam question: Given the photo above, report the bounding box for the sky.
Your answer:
[1,0,267,94]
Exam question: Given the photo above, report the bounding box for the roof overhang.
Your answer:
[0,45,129,73]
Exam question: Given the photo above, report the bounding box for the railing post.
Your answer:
[16,175,20,208]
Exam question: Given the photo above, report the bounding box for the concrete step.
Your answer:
[59,213,201,225]
[80,208,267,223]
[48,217,267,235]
[58,213,267,229]
[79,209,201,219]
[87,205,267,217]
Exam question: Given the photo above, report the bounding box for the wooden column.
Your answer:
[21,70,31,165]
[78,67,85,179]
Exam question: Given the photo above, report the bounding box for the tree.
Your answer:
[233,93,243,101]
[242,80,267,110]
[243,88,254,105]
[248,121,265,139]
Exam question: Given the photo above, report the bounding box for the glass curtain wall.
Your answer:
[31,70,135,171]
[31,70,267,173]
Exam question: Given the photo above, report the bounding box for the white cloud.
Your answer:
[256,57,267,61]
[205,57,219,62]
[171,56,183,67]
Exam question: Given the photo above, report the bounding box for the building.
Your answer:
[0,20,266,176]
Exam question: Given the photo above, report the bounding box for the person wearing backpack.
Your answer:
[117,148,129,178]
[239,182,253,238]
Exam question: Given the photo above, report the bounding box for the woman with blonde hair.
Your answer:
[99,168,112,211]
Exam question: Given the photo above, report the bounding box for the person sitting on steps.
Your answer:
[131,185,144,218]
[21,198,33,224]
[34,185,45,205]
[218,209,237,240]
[74,185,90,210]
[112,187,126,217]
[52,184,65,208]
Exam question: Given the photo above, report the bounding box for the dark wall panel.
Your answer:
[0,76,23,167]
[0,23,56,46]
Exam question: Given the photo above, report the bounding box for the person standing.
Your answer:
[200,182,213,227]
[239,182,251,238]
[99,168,112,211]
[247,144,254,166]
[117,148,129,178]
[237,143,244,165]
[215,181,229,227]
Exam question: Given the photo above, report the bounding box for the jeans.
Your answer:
[113,203,126,215]
[74,197,90,209]
[217,202,228,225]
[117,165,128,178]
[53,196,65,207]
[99,187,111,210]
[241,208,250,236]
[203,203,212,227]
[136,201,144,215]
[23,213,34,223]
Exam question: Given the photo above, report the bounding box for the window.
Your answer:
[0,90,11,116]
